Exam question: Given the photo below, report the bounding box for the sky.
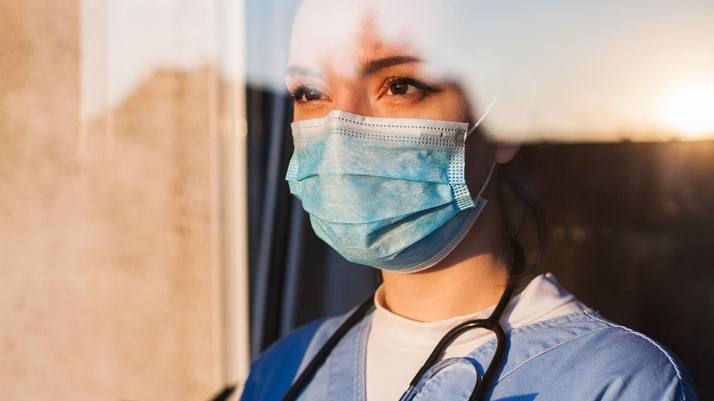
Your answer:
[81,0,714,142]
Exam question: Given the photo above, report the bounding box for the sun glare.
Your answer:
[660,81,714,140]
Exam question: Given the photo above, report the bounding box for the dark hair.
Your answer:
[498,161,546,291]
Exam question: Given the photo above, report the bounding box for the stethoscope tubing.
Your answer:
[281,287,514,401]
[282,240,523,401]
[404,285,514,401]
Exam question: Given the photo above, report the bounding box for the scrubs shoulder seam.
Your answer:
[583,310,688,401]
[508,309,602,332]
[496,325,611,383]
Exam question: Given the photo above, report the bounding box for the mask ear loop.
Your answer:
[475,161,496,199]
[464,89,500,198]
[464,88,501,140]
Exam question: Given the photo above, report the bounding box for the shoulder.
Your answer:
[504,311,699,401]
[579,312,699,401]
[239,318,326,401]
[239,309,364,401]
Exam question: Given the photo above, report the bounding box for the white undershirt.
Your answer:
[365,273,589,401]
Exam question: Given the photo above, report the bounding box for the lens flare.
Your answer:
[660,81,714,139]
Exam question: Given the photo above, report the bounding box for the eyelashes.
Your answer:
[288,76,444,104]
[289,85,327,103]
[382,76,444,97]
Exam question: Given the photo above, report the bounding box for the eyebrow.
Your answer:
[361,55,421,75]
[285,55,422,80]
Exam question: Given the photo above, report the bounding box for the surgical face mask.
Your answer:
[285,110,494,273]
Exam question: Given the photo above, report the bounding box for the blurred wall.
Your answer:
[0,1,223,400]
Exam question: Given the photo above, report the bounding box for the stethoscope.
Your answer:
[210,241,522,401]
[281,239,523,401]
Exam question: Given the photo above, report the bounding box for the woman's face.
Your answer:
[285,3,517,193]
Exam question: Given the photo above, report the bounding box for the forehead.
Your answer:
[287,0,443,78]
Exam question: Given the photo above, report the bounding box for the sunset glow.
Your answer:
[660,81,714,139]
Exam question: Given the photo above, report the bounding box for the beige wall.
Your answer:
[0,1,224,400]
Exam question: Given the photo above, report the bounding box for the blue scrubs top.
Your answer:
[240,309,699,401]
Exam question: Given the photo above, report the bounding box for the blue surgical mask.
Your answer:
[285,110,494,273]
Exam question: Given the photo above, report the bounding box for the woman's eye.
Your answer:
[292,86,326,103]
[387,80,418,96]
[382,77,442,99]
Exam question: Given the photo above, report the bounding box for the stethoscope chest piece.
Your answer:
[399,357,482,401]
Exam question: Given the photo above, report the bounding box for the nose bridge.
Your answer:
[333,81,372,116]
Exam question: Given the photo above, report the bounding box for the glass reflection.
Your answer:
[248,0,714,142]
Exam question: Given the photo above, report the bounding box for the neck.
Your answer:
[379,189,512,322]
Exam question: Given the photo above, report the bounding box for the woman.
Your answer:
[241,1,699,400]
